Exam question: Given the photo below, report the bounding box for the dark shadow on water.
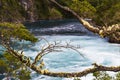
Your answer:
[24,19,95,36]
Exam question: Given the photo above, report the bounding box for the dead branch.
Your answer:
[5,51,120,78]
[1,25,120,78]
[2,42,120,78]
[32,40,85,65]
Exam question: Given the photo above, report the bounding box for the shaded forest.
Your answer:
[0,0,120,25]
[0,0,120,80]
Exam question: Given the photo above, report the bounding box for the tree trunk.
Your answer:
[27,0,35,22]
[49,0,120,43]
[20,0,35,22]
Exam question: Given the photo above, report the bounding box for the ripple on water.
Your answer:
[24,35,120,80]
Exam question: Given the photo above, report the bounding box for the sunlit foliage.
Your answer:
[0,22,38,43]
[0,52,31,80]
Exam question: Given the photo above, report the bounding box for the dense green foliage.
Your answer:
[0,22,38,42]
[0,0,26,22]
[0,52,31,80]
[0,22,37,79]
[34,0,50,19]
[58,0,120,26]
[0,0,120,79]
[0,0,120,26]
[0,0,63,22]
[93,71,120,80]
[58,0,96,18]
[87,0,120,26]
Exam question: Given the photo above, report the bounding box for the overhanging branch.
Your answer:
[1,30,120,78]
[49,0,99,33]
[5,47,120,78]
[49,0,120,43]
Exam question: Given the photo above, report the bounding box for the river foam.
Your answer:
[23,35,120,80]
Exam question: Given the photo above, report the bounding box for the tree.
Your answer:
[0,52,31,80]
[87,0,120,26]
[0,22,120,79]
[0,0,64,22]
[0,0,26,22]
[49,0,120,43]
[0,22,37,79]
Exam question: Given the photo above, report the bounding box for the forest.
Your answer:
[0,0,120,80]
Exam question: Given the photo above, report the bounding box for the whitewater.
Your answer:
[24,20,120,80]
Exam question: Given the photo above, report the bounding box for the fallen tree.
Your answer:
[49,0,120,43]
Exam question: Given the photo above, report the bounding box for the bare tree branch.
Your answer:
[49,0,99,33]
[0,22,120,78]
[2,42,120,78]
[32,40,85,65]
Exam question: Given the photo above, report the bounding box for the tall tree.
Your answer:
[0,0,26,22]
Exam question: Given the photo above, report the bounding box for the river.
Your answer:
[0,20,120,80]
[24,20,120,80]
